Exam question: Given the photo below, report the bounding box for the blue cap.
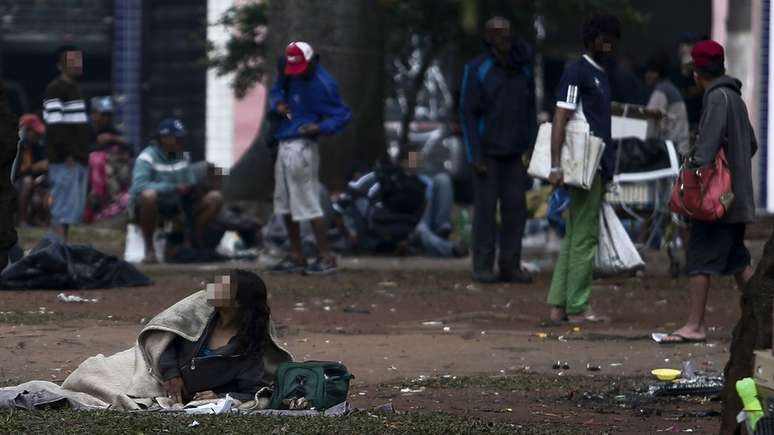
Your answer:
[157,118,187,137]
[90,96,114,113]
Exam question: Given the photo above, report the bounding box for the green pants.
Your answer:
[547,174,603,314]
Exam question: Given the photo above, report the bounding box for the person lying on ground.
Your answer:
[128,118,223,263]
[15,114,49,227]
[0,269,292,410]
[159,270,281,403]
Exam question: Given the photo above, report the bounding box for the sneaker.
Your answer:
[304,256,338,276]
[270,256,305,273]
[500,270,534,284]
[472,271,498,284]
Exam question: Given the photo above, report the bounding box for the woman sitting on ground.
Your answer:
[158,269,284,403]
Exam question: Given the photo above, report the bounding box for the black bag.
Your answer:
[374,163,426,216]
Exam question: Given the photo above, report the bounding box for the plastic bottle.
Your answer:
[736,377,763,433]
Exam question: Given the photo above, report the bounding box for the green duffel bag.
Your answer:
[268,361,354,410]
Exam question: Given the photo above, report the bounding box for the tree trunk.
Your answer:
[224,0,386,200]
[720,229,774,434]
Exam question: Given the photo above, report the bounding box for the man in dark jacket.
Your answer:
[460,16,537,283]
[659,40,756,344]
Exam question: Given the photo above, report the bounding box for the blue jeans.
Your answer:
[49,163,87,225]
[414,173,455,257]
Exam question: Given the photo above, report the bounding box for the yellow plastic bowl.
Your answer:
[651,368,681,381]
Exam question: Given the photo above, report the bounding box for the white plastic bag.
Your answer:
[593,202,644,276]
[526,118,605,190]
[123,224,165,263]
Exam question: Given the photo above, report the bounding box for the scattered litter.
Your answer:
[557,335,567,342]
[466,284,481,291]
[188,420,199,427]
[139,317,147,324]
[443,326,451,332]
[106,315,113,319]
[572,326,581,332]
[422,321,443,327]
[521,261,540,274]
[358,392,367,396]
[651,332,668,343]
[552,361,570,370]
[609,363,623,367]
[655,299,668,305]
[388,365,398,371]
[536,332,548,339]
[57,293,98,303]
[481,331,486,335]
[499,407,513,413]
[586,363,601,372]
[389,308,396,313]
[378,281,397,287]
[399,387,425,394]
[293,306,308,312]
[343,307,370,314]
[323,306,331,311]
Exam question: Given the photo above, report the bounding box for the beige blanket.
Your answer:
[2,290,293,410]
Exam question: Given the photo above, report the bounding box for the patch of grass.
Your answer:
[0,409,579,435]
[0,311,85,325]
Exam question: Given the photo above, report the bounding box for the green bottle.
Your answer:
[736,377,763,433]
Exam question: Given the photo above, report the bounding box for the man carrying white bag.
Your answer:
[532,13,629,324]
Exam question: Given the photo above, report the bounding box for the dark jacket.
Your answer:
[691,76,757,223]
[159,312,265,402]
[0,82,18,251]
[460,41,537,164]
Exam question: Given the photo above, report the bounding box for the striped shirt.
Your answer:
[43,78,91,164]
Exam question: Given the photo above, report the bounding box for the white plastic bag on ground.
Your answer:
[123,224,165,263]
[593,202,644,276]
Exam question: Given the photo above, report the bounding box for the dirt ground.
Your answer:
[1,228,766,434]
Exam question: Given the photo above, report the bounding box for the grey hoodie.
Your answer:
[691,75,757,224]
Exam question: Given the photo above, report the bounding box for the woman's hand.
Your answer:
[192,390,218,401]
[163,377,184,403]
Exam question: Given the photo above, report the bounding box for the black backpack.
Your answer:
[374,163,426,216]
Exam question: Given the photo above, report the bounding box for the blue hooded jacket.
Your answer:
[269,64,352,140]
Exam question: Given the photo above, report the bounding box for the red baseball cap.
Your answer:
[284,41,314,76]
[691,40,724,69]
[19,113,45,135]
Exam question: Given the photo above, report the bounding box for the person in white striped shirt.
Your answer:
[43,45,91,242]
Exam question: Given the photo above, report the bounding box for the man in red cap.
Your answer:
[268,41,351,275]
[15,114,48,226]
[658,40,757,344]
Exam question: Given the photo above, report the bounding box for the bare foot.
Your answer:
[658,325,706,344]
[568,309,609,324]
[142,251,158,264]
[549,306,567,322]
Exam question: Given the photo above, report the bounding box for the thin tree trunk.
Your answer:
[720,230,774,434]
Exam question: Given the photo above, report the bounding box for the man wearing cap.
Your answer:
[90,96,128,151]
[15,114,48,226]
[129,118,223,263]
[268,41,351,275]
[43,45,91,242]
[658,40,756,344]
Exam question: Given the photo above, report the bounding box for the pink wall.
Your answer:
[233,84,266,162]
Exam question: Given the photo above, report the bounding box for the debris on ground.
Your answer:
[586,364,601,372]
[57,293,98,303]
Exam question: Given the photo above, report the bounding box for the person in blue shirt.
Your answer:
[459,17,537,284]
[268,41,351,275]
[546,13,621,324]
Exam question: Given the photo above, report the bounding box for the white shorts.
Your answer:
[273,138,324,222]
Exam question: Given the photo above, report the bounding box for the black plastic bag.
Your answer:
[1,239,153,289]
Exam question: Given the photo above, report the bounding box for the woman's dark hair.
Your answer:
[582,13,621,49]
[231,269,270,354]
[646,52,671,78]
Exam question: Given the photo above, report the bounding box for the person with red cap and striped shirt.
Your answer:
[268,41,351,276]
[657,40,757,344]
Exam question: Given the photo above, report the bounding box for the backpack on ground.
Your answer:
[374,162,426,215]
[268,361,354,411]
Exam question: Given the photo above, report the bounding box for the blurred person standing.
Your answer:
[43,45,91,242]
[644,54,690,154]
[658,41,756,344]
[459,16,537,284]
[546,13,621,324]
[0,79,18,269]
[15,114,48,226]
[267,41,351,275]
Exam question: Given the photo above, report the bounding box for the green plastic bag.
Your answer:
[268,361,354,410]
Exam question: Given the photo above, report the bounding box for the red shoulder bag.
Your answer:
[669,148,734,221]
